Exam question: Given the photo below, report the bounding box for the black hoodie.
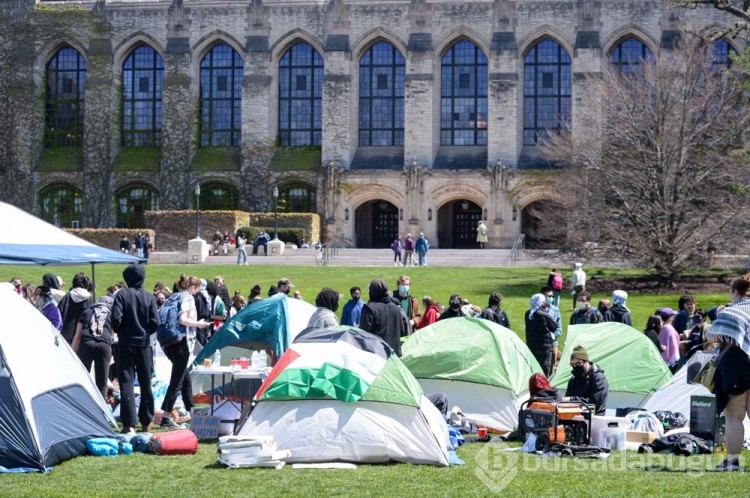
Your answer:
[111,264,159,347]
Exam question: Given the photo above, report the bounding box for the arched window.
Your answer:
[45,46,87,147]
[359,41,405,146]
[440,40,487,146]
[122,44,164,147]
[279,42,323,146]
[199,183,239,210]
[200,43,243,147]
[523,39,571,145]
[39,185,82,228]
[116,186,159,228]
[279,186,316,213]
[610,37,653,72]
[711,39,736,70]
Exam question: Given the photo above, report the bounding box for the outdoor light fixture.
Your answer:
[272,185,279,240]
[194,184,201,239]
[427,208,432,221]
[344,208,349,221]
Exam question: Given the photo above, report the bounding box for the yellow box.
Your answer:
[625,431,657,444]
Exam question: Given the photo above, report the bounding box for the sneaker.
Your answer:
[120,427,136,436]
[160,417,179,429]
[714,458,741,472]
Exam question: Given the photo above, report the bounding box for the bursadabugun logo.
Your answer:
[474,441,519,493]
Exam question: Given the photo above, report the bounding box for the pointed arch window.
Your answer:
[523,39,571,145]
[440,40,487,146]
[45,46,87,147]
[200,43,243,146]
[39,185,82,228]
[610,37,653,72]
[359,41,405,146]
[279,42,323,146]
[122,44,164,146]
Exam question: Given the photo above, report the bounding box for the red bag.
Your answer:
[150,429,199,455]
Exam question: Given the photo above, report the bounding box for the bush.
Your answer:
[238,227,307,247]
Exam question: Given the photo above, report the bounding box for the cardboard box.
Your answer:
[626,431,657,444]
[190,407,221,440]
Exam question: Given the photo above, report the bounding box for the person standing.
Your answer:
[340,286,364,327]
[403,233,415,267]
[417,296,441,329]
[160,275,210,428]
[58,272,94,345]
[547,268,564,307]
[360,279,407,356]
[570,262,586,310]
[395,275,421,328]
[541,287,563,374]
[236,232,248,265]
[134,232,144,258]
[72,296,114,399]
[479,291,510,328]
[391,235,403,266]
[608,290,632,325]
[706,274,750,471]
[415,232,429,267]
[111,264,159,434]
[658,308,680,373]
[221,231,231,255]
[476,220,488,249]
[525,293,558,376]
[438,294,464,320]
[36,285,63,330]
[570,292,604,325]
[308,288,340,328]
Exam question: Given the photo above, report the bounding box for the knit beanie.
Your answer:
[571,345,589,362]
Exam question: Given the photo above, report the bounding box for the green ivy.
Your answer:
[37,147,83,172]
[270,146,322,171]
[191,147,241,171]
[113,147,160,172]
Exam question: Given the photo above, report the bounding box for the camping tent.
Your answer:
[0,285,116,472]
[642,350,712,416]
[237,326,449,466]
[552,323,672,411]
[400,316,543,431]
[194,295,315,367]
[0,201,143,295]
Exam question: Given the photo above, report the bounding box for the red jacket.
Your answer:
[417,304,440,329]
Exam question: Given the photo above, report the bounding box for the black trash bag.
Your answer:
[653,410,688,431]
[638,433,712,455]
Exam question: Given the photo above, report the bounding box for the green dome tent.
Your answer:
[401,317,543,431]
[552,323,672,411]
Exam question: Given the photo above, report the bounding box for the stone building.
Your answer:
[0,0,736,248]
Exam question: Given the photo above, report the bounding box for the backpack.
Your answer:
[88,302,111,338]
[551,274,564,291]
[157,293,186,347]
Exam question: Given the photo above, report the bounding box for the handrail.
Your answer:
[510,233,526,266]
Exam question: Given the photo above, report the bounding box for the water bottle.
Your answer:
[259,350,267,370]
[251,350,259,371]
[213,349,221,367]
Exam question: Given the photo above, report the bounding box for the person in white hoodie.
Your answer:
[40,273,66,306]
[57,272,94,345]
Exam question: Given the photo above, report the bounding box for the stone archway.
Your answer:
[437,199,482,249]
[355,199,399,248]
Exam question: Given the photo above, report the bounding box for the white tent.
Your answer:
[0,285,116,472]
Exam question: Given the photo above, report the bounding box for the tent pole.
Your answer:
[91,263,96,300]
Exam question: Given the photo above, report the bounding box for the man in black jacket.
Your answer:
[564,345,609,415]
[360,279,406,356]
[111,264,159,434]
[608,290,633,326]
[525,293,558,376]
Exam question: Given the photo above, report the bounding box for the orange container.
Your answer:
[548,425,565,443]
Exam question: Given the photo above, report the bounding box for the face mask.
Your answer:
[399,285,409,295]
[572,365,586,377]
[546,297,553,306]
[283,288,291,295]
[156,299,165,306]
[450,302,461,310]
[576,301,587,310]
[351,296,360,302]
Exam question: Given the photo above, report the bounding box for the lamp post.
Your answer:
[194,184,201,239]
[272,185,279,240]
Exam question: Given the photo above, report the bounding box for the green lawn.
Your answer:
[0,263,741,495]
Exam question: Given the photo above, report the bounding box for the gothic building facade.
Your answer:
[0,1,736,248]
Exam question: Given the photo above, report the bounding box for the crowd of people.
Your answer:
[7,264,750,471]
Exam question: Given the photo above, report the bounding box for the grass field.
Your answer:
[0,263,742,495]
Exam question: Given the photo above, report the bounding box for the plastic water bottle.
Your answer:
[213,349,221,367]
[251,350,259,371]
[259,350,267,370]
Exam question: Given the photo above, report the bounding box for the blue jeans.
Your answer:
[418,251,427,266]
[237,248,247,264]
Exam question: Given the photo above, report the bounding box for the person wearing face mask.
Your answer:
[525,293,558,376]
[479,291,510,328]
[340,286,364,327]
[277,278,295,296]
[438,294,464,320]
[540,287,563,373]
[564,345,608,415]
[154,291,167,308]
[395,275,421,327]
[569,291,604,325]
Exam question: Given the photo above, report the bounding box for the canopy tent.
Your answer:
[0,201,143,295]
[400,316,543,431]
[238,326,449,466]
[552,323,672,411]
[0,284,116,472]
[194,295,315,367]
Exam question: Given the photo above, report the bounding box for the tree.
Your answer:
[536,33,750,283]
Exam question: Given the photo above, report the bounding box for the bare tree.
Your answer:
[538,33,750,283]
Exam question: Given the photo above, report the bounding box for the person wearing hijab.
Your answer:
[524,293,558,376]
[608,289,632,325]
[41,272,65,306]
[308,288,340,328]
[36,285,63,331]
[359,279,406,356]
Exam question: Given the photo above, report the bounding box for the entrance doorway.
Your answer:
[436,200,482,248]
[355,200,399,248]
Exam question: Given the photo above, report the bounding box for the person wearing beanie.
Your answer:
[564,344,609,415]
[608,290,632,325]
[360,278,407,356]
